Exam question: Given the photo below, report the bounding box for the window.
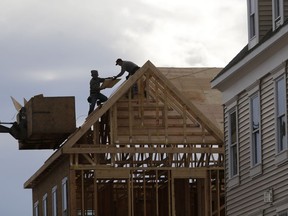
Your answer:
[250,93,261,166]
[273,0,284,29]
[249,0,256,39]
[228,107,238,177]
[276,76,287,153]
[248,0,259,49]
[43,194,48,216]
[62,177,68,216]
[52,186,58,216]
[34,201,39,216]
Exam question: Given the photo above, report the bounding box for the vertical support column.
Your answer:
[128,170,133,216]
[93,122,99,145]
[209,170,213,216]
[111,105,118,164]
[143,171,146,216]
[94,170,98,216]
[128,89,133,144]
[81,170,85,216]
[69,169,77,216]
[128,177,131,216]
[156,170,159,216]
[197,179,203,216]
[216,170,220,216]
[168,171,173,216]
[112,104,118,143]
[204,172,210,216]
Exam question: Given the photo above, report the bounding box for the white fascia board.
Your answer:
[211,24,288,92]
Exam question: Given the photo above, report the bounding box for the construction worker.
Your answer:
[113,58,140,80]
[113,58,140,96]
[87,70,108,114]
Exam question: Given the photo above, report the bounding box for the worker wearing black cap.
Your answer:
[113,58,140,80]
[87,70,108,114]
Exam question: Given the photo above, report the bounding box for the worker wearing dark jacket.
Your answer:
[88,70,108,114]
[113,58,140,80]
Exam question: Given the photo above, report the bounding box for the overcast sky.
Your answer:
[0,0,247,215]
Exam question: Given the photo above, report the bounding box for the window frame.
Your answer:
[228,106,239,179]
[34,201,39,216]
[43,193,48,216]
[62,177,68,216]
[275,75,287,153]
[272,0,284,30]
[250,92,261,166]
[247,84,263,177]
[273,71,288,165]
[248,0,259,48]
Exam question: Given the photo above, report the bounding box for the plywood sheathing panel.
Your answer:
[158,67,223,133]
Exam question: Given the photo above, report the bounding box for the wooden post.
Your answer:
[81,170,85,216]
[69,169,77,216]
[168,171,172,216]
[94,170,98,216]
[143,171,146,216]
[156,170,159,216]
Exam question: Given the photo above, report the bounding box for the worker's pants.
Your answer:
[88,93,107,114]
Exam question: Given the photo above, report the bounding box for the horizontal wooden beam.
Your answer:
[64,146,224,154]
[70,165,224,173]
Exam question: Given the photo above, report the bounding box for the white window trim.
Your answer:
[52,185,58,216]
[62,177,68,215]
[43,193,48,216]
[274,73,288,165]
[248,85,262,177]
[226,98,240,188]
[248,0,259,49]
[272,0,284,30]
[227,104,240,187]
[34,201,39,216]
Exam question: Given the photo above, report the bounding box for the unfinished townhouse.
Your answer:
[211,0,288,215]
[23,61,225,216]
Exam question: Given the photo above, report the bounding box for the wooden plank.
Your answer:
[64,146,224,154]
[145,61,223,142]
[100,78,120,88]
[115,135,219,144]
[69,164,223,171]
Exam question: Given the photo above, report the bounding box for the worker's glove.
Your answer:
[112,76,117,80]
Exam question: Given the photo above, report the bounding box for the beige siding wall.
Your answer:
[32,157,70,216]
[225,71,288,215]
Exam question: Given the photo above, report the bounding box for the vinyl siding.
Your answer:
[225,71,288,215]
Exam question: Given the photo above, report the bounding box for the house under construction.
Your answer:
[23,61,225,216]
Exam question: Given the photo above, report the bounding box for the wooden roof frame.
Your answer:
[25,60,224,188]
